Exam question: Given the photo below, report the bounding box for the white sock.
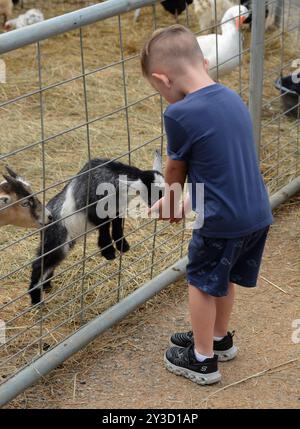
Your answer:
[213,335,225,341]
[194,348,214,362]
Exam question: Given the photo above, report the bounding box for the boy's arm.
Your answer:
[149,156,187,221]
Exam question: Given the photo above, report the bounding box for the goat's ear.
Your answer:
[2,174,19,189]
[153,150,162,174]
[0,195,12,208]
[5,166,18,179]
[3,174,15,184]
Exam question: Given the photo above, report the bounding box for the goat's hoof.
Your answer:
[31,298,43,306]
[30,290,42,306]
[116,240,130,253]
[101,249,116,260]
[43,282,52,293]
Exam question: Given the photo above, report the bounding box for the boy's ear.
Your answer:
[203,59,210,73]
[151,73,171,88]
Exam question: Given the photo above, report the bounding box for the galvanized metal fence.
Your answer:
[0,0,299,406]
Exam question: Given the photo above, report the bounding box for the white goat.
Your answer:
[4,8,44,30]
[193,0,235,31]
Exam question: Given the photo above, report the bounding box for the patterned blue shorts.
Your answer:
[187,226,270,297]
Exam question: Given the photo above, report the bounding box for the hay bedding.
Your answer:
[0,1,299,384]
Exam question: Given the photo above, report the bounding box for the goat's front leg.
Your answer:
[29,254,62,305]
[112,216,130,253]
[98,219,116,260]
[29,230,67,305]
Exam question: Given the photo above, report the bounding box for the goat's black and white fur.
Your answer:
[29,153,164,305]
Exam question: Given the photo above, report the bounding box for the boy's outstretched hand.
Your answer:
[148,156,189,223]
[148,193,191,223]
[148,196,183,223]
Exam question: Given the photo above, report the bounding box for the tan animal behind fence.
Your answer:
[0,0,13,25]
[193,0,234,31]
[0,167,52,228]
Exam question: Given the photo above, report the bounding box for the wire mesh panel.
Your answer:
[260,0,300,194]
[0,0,299,401]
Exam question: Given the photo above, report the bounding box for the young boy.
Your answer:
[141,25,273,385]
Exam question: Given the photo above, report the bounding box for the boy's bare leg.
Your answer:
[189,283,235,356]
[189,285,216,356]
[214,282,235,337]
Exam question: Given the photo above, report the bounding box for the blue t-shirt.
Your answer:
[164,83,273,238]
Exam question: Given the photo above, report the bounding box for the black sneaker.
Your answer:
[170,331,237,362]
[164,344,221,385]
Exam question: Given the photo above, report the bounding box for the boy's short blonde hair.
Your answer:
[141,24,204,77]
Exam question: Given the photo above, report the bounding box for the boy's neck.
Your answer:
[185,76,216,97]
[185,81,217,96]
[175,67,216,98]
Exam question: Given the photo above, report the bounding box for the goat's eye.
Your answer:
[21,200,30,208]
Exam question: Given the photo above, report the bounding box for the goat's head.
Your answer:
[119,150,165,208]
[0,166,53,228]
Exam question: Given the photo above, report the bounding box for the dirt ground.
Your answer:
[5,198,300,409]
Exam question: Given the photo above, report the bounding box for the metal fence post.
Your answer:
[249,0,266,160]
[275,0,284,28]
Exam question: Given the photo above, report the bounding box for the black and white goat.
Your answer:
[29,152,164,305]
[0,166,52,228]
[134,0,193,22]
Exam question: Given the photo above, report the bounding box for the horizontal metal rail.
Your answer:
[0,0,160,54]
[270,175,300,208]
